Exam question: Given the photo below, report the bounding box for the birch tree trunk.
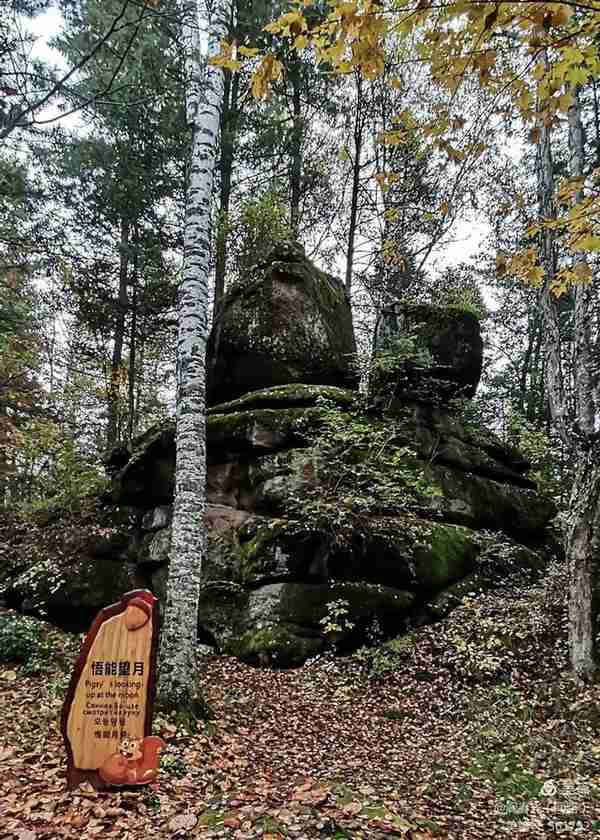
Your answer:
[566,85,600,680]
[157,0,229,714]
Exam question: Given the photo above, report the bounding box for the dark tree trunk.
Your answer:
[565,85,600,680]
[592,78,600,166]
[106,218,130,448]
[127,245,138,444]
[345,74,364,295]
[208,64,240,385]
[289,60,303,238]
[213,70,239,312]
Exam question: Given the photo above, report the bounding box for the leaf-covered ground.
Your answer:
[1,561,599,840]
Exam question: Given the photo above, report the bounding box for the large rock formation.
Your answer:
[99,382,553,666]
[372,302,484,402]
[207,241,357,405]
[0,246,558,666]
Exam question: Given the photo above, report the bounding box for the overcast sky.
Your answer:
[25,6,488,276]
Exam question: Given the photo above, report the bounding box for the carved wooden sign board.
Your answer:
[61,590,165,789]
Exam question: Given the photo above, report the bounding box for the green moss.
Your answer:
[224,623,320,666]
[467,748,543,801]
[428,572,486,618]
[274,582,414,628]
[240,525,284,578]
[413,522,479,588]
[383,632,419,654]
[259,817,285,834]
[155,695,214,728]
[198,810,224,827]
[211,519,289,584]
[207,406,325,450]
[209,383,355,415]
[310,268,345,314]
[196,582,249,651]
[218,251,355,372]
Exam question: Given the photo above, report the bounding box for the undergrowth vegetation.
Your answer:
[285,396,442,548]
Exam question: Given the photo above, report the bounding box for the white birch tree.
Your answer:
[157,0,231,714]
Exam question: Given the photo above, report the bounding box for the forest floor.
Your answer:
[1,561,600,840]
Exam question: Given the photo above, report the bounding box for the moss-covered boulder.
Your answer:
[107,422,175,507]
[372,302,483,403]
[426,540,548,619]
[145,511,480,593]
[207,241,358,405]
[209,383,356,415]
[423,466,555,536]
[200,581,414,666]
[109,388,343,507]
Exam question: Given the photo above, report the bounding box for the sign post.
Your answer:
[61,590,164,789]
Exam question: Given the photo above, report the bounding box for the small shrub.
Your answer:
[383,708,407,721]
[319,599,355,642]
[352,644,403,680]
[0,611,52,672]
[161,751,188,779]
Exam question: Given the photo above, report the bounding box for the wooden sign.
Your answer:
[61,590,164,789]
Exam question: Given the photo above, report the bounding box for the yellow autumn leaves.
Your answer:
[496,172,600,298]
[207,1,600,294]
[210,0,388,97]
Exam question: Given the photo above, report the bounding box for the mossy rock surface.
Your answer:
[109,421,175,507]
[203,511,480,593]
[204,516,301,585]
[259,581,414,626]
[308,516,480,590]
[207,241,357,405]
[227,581,414,666]
[427,539,547,619]
[424,465,556,536]
[110,406,325,507]
[224,624,323,667]
[97,339,557,668]
[8,554,133,631]
[194,579,415,665]
[372,301,483,402]
[197,581,249,648]
[412,521,480,588]
[207,406,322,454]
[209,383,356,415]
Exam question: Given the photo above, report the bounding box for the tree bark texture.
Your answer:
[209,45,240,383]
[213,59,239,313]
[127,253,138,444]
[345,74,364,295]
[157,0,229,712]
[106,218,130,448]
[566,85,600,680]
[289,59,303,238]
[537,112,568,445]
